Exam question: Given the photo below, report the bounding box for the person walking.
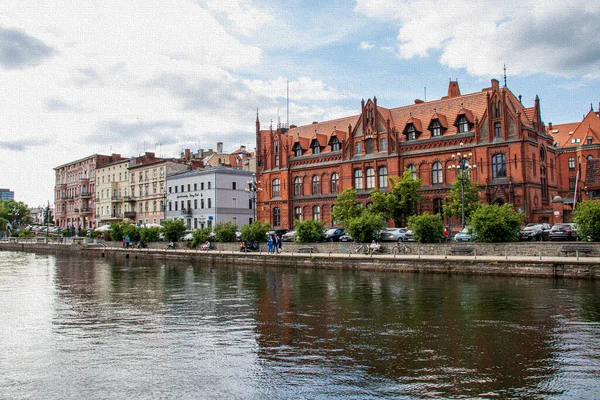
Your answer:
[125,235,131,248]
[267,235,274,254]
[277,234,283,254]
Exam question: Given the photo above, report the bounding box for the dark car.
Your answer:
[324,228,345,242]
[549,223,578,241]
[518,223,551,241]
[266,229,288,239]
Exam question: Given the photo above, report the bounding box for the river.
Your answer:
[1,251,599,399]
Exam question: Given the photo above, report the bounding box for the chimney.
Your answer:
[185,149,190,160]
[491,79,499,89]
[414,99,424,104]
[217,142,223,153]
[240,145,246,152]
[447,80,461,98]
[549,122,553,130]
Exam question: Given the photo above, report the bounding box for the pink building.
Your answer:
[54,154,125,230]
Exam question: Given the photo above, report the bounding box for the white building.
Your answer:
[165,166,255,230]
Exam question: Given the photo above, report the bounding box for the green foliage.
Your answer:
[443,170,480,223]
[214,222,238,242]
[370,169,422,227]
[295,219,326,243]
[408,213,445,243]
[331,188,363,226]
[122,224,141,242]
[0,217,8,232]
[345,211,385,243]
[140,227,162,242]
[18,229,34,238]
[240,221,270,244]
[109,222,124,241]
[573,200,600,241]
[89,230,102,239]
[191,227,213,247]
[0,199,31,225]
[470,203,522,243]
[161,219,187,242]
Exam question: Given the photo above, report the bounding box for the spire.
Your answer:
[256,107,259,123]
[503,64,507,87]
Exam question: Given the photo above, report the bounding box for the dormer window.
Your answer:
[292,143,304,157]
[431,120,442,137]
[330,137,341,151]
[310,138,322,154]
[457,116,470,133]
[406,125,417,140]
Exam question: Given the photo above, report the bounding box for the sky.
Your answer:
[1,0,599,207]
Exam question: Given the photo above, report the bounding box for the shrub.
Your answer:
[470,203,522,242]
[191,227,213,248]
[214,222,238,242]
[161,219,187,242]
[345,211,385,243]
[19,229,34,238]
[573,200,600,241]
[89,230,102,239]
[109,222,124,242]
[240,221,270,244]
[295,219,325,243]
[122,224,140,242]
[140,227,162,242]
[408,213,445,243]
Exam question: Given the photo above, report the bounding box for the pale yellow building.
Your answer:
[95,159,132,226]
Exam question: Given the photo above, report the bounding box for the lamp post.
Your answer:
[448,142,476,228]
[245,174,261,223]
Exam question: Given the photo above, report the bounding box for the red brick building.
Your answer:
[256,79,559,230]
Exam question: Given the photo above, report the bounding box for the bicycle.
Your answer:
[351,244,369,255]
[392,241,411,255]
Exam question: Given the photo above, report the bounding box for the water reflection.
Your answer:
[1,252,599,399]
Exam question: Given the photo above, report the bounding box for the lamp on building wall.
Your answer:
[448,142,476,228]
[245,173,262,223]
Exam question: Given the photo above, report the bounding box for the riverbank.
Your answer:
[1,239,599,279]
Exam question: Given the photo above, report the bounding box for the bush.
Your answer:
[240,221,270,244]
[573,200,600,241]
[345,211,385,243]
[214,222,238,242]
[191,227,213,248]
[89,230,102,239]
[109,222,124,242]
[140,227,162,242]
[161,219,187,242]
[408,213,445,243]
[19,229,34,238]
[470,203,522,242]
[295,219,325,243]
[122,224,140,242]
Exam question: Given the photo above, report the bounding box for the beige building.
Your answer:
[95,159,132,226]
[128,158,190,226]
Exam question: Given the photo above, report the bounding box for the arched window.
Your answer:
[294,177,302,197]
[311,175,320,195]
[432,162,443,185]
[407,164,417,180]
[272,178,280,197]
[273,207,281,227]
[354,169,363,189]
[312,205,321,221]
[330,173,339,193]
[378,166,388,188]
[294,207,302,222]
[492,154,507,178]
[365,167,375,189]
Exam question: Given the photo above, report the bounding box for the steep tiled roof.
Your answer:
[550,110,600,149]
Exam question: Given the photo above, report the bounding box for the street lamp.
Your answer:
[245,174,262,223]
[448,142,476,228]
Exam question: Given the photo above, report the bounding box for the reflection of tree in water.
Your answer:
[252,271,573,397]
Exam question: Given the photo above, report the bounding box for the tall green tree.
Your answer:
[331,188,362,227]
[470,203,522,243]
[0,200,31,225]
[443,170,480,224]
[370,169,422,227]
[573,200,600,241]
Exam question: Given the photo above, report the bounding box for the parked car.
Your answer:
[266,229,288,238]
[183,231,194,241]
[379,227,414,242]
[549,223,578,241]
[339,233,353,242]
[518,223,551,241]
[454,227,475,242]
[281,230,297,242]
[324,228,345,242]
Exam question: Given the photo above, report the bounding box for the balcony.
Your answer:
[80,207,92,215]
[80,178,89,185]
[124,211,136,219]
[181,208,192,216]
[111,195,122,202]
[56,183,66,190]
[80,192,92,199]
[55,210,66,218]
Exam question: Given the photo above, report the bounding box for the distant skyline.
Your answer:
[1,0,599,207]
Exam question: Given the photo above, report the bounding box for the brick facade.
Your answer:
[256,79,559,230]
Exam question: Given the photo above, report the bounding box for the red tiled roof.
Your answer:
[550,111,600,149]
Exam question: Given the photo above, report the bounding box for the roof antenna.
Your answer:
[287,80,290,129]
[424,86,427,102]
[503,64,507,87]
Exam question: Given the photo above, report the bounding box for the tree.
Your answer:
[408,213,445,243]
[0,200,31,225]
[443,170,480,224]
[295,219,326,243]
[140,227,162,242]
[191,227,213,247]
[240,221,270,244]
[109,222,125,242]
[345,211,385,243]
[213,222,238,242]
[470,203,522,243]
[122,224,141,242]
[331,188,363,227]
[573,200,600,241]
[161,219,187,242]
[370,169,422,227]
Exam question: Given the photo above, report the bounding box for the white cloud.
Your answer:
[359,41,375,50]
[246,76,354,102]
[200,0,274,36]
[354,0,600,78]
